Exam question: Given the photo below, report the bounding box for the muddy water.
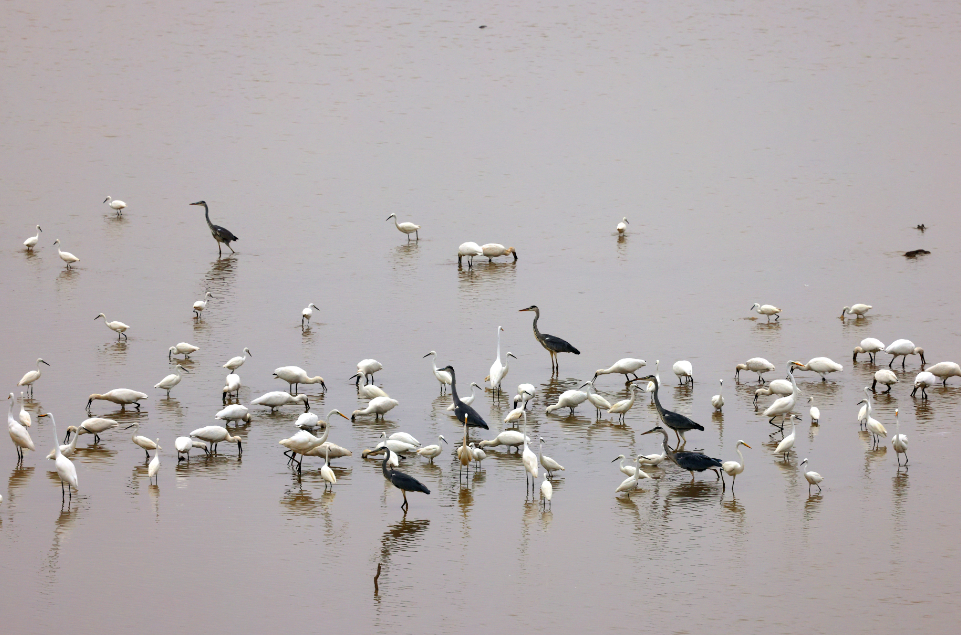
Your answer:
[2,0,960,633]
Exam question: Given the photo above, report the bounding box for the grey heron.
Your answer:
[632,375,704,446]
[519,305,580,373]
[382,450,430,511]
[642,426,723,481]
[190,200,238,256]
[437,365,489,429]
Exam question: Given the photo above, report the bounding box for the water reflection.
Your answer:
[43,503,83,588]
[8,465,35,502]
[378,516,429,565]
[389,241,420,271]
[456,260,518,305]
[204,255,238,292]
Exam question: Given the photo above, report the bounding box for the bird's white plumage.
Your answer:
[711,379,724,411]
[23,225,41,249]
[223,348,251,371]
[673,360,693,384]
[53,239,79,267]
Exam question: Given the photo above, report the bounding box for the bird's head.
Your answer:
[799,458,808,467]
[103,197,111,203]
[641,426,665,436]
[519,305,538,312]
[506,352,517,360]
[611,454,626,462]
[190,201,206,207]
[37,225,42,232]
[738,440,752,449]
[439,435,448,444]
[423,351,436,358]
[385,213,396,221]
[95,313,105,321]
[39,359,50,367]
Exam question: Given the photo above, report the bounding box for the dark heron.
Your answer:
[382,450,430,511]
[190,201,238,256]
[437,365,489,429]
[632,375,704,446]
[642,426,722,481]
[519,305,580,373]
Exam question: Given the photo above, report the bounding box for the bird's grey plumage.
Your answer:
[439,365,489,429]
[191,200,238,255]
[633,375,704,445]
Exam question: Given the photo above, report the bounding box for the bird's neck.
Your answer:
[203,204,215,229]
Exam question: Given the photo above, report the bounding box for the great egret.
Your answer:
[581,381,612,417]
[251,391,309,412]
[521,412,538,490]
[871,369,898,393]
[519,305,580,373]
[841,304,872,319]
[481,243,517,262]
[774,415,797,459]
[222,373,241,403]
[789,358,843,381]
[148,442,161,484]
[190,426,243,455]
[447,382,481,411]
[40,414,77,500]
[154,365,189,397]
[750,302,781,322]
[711,380,724,411]
[672,360,693,385]
[608,383,641,424]
[892,409,908,465]
[593,358,646,382]
[386,213,420,241]
[381,450,429,510]
[540,474,553,509]
[18,392,31,428]
[168,343,199,360]
[799,458,823,494]
[192,291,214,318]
[857,399,888,447]
[457,242,483,268]
[437,365,489,429]
[53,239,79,268]
[86,389,148,412]
[616,217,629,234]
[538,437,564,477]
[23,225,41,250]
[633,375,704,445]
[762,370,800,433]
[302,303,319,328]
[175,436,207,461]
[215,404,252,424]
[350,359,383,386]
[721,440,752,489]
[124,423,159,459]
[7,393,35,462]
[853,338,885,363]
[104,196,126,215]
[424,351,453,394]
[417,435,448,463]
[735,358,775,382]
[545,385,589,415]
[808,396,820,423]
[71,418,119,443]
[615,455,651,495]
[911,371,937,399]
[884,339,926,369]
[351,396,398,421]
[320,447,336,490]
[47,427,80,459]
[642,426,723,481]
[489,327,515,397]
[94,313,129,340]
[190,201,238,256]
[925,361,961,386]
[17,358,50,397]
[273,366,327,394]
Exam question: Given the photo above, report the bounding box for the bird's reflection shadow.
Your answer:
[43,502,83,586]
[456,260,518,303]
[157,397,185,418]
[204,255,237,293]
[841,316,874,331]
[55,268,79,286]
[379,516,429,565]
[803,493,823,522]
[390,242,420,271]
[7,465,35,506]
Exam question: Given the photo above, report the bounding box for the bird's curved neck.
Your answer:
[392,216,401,229]
[650,379,665,415]
[495,329,502,361]
[203,203,215,230]
[737,446,745,465]
[381,453,392,478]
[530,310,541,337]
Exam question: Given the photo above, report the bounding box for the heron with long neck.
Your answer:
[436,365,489,429]
[519,305,580,373]
[190,200,239,256]
[381,450,430,511]
[642,426,722,481]
[631,375,704,446]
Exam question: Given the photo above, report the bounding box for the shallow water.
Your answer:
[2,0,960,633]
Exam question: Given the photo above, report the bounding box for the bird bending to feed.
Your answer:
[351,396,398,421]
[18,358,50,397]
[871,369,898,393]
[841,304,872,319]
[711,379,724,411]
[175,436,208,462]
[87,389,148,412]
[40,414,78,500]
[148,442,161,484]
[634,375,704,446]
[223,348,251,372]
[350,359,383,386]
[417,435,448,463]
[593,358,646,383]
[252,391,310,412]
[808,396,820,423]
[615,455,651,495]
[191,201,238,256]
[540,473,553,509]
[168,343,199,360]
[358,384,389,400]
[70,418,118,443]
[104,196,126,215]
[46,427,80,459]
[799,458,823,494]
[545,384,588,416]
[299,409,352,464]
[892,409,908,466]
[721,440,751,489]
[478,428,529,452]
[789,357,843,381]
[457,242,483,268]
[8,393,35,462]
[925,361,961,385]
[302,303,319,328]
[279,429,328,472]
[884,339,926,369]
[193,291,214,318]
[514,383,536,409]
[437,365,489,429]
[190,426,243,455]
[53,239,80,268]
[762,370,800,433]
[215,404,252,424]
[774,415,797,459]
[753,378,793,405]
[23,225,41,250]
[750,302,780,322]
[381,450,429,510]
[673,360,693,385]
[616,217,629,233]
[643,426,723,481]
[538,437,564,477]
[519,305,580,373]
[911,371,937,399]
[222,374,241,403]
[124,423,159,460]
[853,338,885,363]
[95,313,129,340]
[386,213,420,241]
[155,365,189,397]
[273,366,327,394]
[481,243,518,262]
[735,358,774,382]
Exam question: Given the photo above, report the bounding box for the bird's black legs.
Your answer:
[774,314,780,321]
[401,491,408,510]
[885,385,892,394]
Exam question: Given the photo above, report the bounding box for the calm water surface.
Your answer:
[2,1,960,633]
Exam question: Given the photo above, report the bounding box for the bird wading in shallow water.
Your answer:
[191,200,238,256]
[519,305,580,373]
[382,450,429,511]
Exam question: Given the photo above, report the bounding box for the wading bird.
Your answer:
[808,396,820,423]
[642,426,723,481]
[437,365,489,429]
[70,418,119,443]
[582,381,611,418]
[175,436,208,462]
[750,302,781,322]
[190,426,243,455]
[86,389,148,412]
[18,393,30,428]
[789,358,843,382]
[381,450,429,510]
[481,243,517,262]
[721,440,751,489]
[541,473,553,509]
[633,375,703,445]
[711,380,725,411]
[673,360,693,384]
[735,358,774,382]
[774,415,797,459]
[926,361,961,386]
[911,371,937,399]
[457,242,483,268]
[593,358,646,383]
[320,447,336,490]
[191,201,238,256]
[222,348,251,372]
[302,303,319,328]
[53,239,79,268]
[762,371,800,433]
[872,369,898,393]
[478,428,530,453]
[40,414,77,500]
[616,217,629,234]
[23,225,41,250]
[884,339,926,369]
[222,373,241,403]
[215,404,252,425]
[124,423,159,460]
[615,455,651,495]
[104,196,126,215]
[95,313,129,340]
[519,305,580,373]
[608,383,642,424]
[193,291,214,318]
[449,383,481,412]
[251,391,309,412]
[148,442,161,484]
[488,326,515,397]
[350,359,383,386]
[168,343,199,360]
[155,365,189,397]
[853,338,885,363]
[47,427,80,459]
[273,366,327,394]
[18,358,50,397]
[417,435,448,463]
[545,384,589,416]
[841,304,872,319]
[753,378,793,405]
[424,351,452,394]
[538,437,564,477]
[386,213,420,241]
[857,399,887,447]
[351,396,398,421]
[612,454,653,478]
[892,409,908,465]
[7,393,35,462]
[799,458,823,494]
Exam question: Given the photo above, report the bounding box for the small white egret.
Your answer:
[148,442,161,484]
[853,338,886,363]
[350,359,383,386]
[8,393,35,461]
[18,392,31,428]
[417,435,448,463]
[273,366,327,394]
[789,358,843,382]
[279,429,327,471]
[911,371,937,399]
[616,217,629,234]
[615,455,651,495]
[46,427,80,459]
[607,383,641,424]
[884,339,926,369]
[643,360,661,402]
[53,239,79,268]
[124,423,159,459]
[193,291,214,318]
[774,414,797,459]
[841,304,872,319]
[799,458,823,494]
[351,396,398,421]
[469,442,488,469]
[593,358,646,383]
[537,437,565,477]
[763,371,800,432]
[40,414,78,500]
[892,409,908,465]
[302,303,319,328]
[23,225,41,250]
[386,213,420,240]
[223,348,251,372]
[521,412,538,490]
[190,426,243,455]
[711,379,725,411]
[639,447,667,467]
[540,473,553,509]
[447,382,481,411]
[17,358,50,397]
[504,391,533,427]
[103,196,126,215]
[858,399,888,447]
[155,365,189,397]
[481,243,518,262]
[581,380,612,418]
[94,313,129,340]
[168,343,199,360]
[673,360,693,385]
[721,441,752,489]
[735,358,775,382]
[251,391,309,412]
[872,369,898,394]
[215,404,252,424]
[457,242,483,268]
[926,361,961,386]
[320,446,336,490]
[750,302,781,322]
[808,396,820,423]
[857,387,874,429]
[424,351,453,394]
[222,373,241,403]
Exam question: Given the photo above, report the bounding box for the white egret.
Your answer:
[168,343,199,360]
[841,304,872,319]
[424,351,452,394]
[514,383,536,409]
[763,370,800,433]
[925,361,961,386]
[94,313,129,340]
[46,427,80,459]
[872,369,898,394]
[721,440,752,489]
[469,442,488,469]
[417,435,448,463]
[616,217,629,234]
[857,399,888,447]
[593,358,646,383]
[386,213,420,240]
[155,365,189,397]
[215,404,252,424]
[892,409,908,465]
[301,409,351,463]
[607,383,641,424]
[222,373,241,403]
[103,196,126,215]
[789,358,843,381]
[279,429,328,471]
[481,243,518,262]
[193,291,214,318]
[643,360,661,402]
[753,379,793,405]
[72,418,119,443]
[615,455,651,495]
[358,384,389,400]
[17,358,50,397]
[457,242,483,268]
[799,458,823,494]
[673,360,693,384]
[884,339,926,369]
[852,338,885,363]
[447,382,481,411]
[350,359,383,386]
[53,239,79,268]
[251,391,309,412]
[808,396,820,423]
[488,326,515,396]
[911,371,937,399]
[774,415,797,460]
[40,414,78,500]
[18,392,31,428]
[351,396,398,421]
[537,437,565,477]
[750,302,781,322]
[581,380,612,418]
[320,447,336,490]
[302,303,319,328]
[273,366,327,394]
[86,389,148,412]
[545,385,589,415]
[504,391,533,427]
[478,429,530,452]
[857,387,874,429]
[190,426,243,455]
[223,348,251,372]
[734,358,775,382]
[174,436,207,461]
[711,379,725,411]
[23,225,41,250]
[540,473,553,509]
[457,415,472,478]
[612,454,637,477]
[148,442,161,484]
[7,393,35,462]
[521,412,539,490]
[124,423,159,459]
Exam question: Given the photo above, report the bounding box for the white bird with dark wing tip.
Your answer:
[735,358,775,382]
[417,435,448,463]
[175,436,208,461]
[252,392,310,412]
[799,458,823,494]
[841,304,872,319]
[8,393,35,461]
[104,196,126,215]
[302,303,319,328]
[190,426,243,454]
[750,302,781,322]
[222,373,241,403]
[168,343,199,360]
[350,359,383,386]
[673,360,693,384]
[884,339,926,369]
[711,379,724,411]
[18,358,50,397]
[789,358,843,381]
[593,358,646,382]
[853,338,885,363]
[18,393,31,428]
[350,396,398,421]
[155,365,189,397]
[95,313,129,340]
[926,361,961,386]
[193,292,214,318]
[616,217,629,233]
[215,404,252,424]
[457,242,483,268]
[386,213,420,240]
[23,225,41,250]
[273,366,327,394]
[53,239,79,268]
[424,351,453,394]
[447,382,481,411]
[86,389,148,412]
[482,243,518,262]
[872,369,898,393]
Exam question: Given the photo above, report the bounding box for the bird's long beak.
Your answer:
[41,360,50,366]
[38,226,42,232]
[519,308,530,312]
[743,443,753,449]
[348,373,360,381]
[103,197,110,203]
[507,353,517,359]
[640,427,659,435]
[442,438,448,444]
[85,398,93,408]
[124,425,135,430]
[422,352,431,358]
[321,381,327,393]
[94,315,101,320]
[190,201,202,206]
[182,368,191,373]
[611,457,620,463]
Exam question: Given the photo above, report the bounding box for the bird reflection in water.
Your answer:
[205,254,237,290]
[390,241,420,271]
[43,503,82,586]
[379,516,430,565]
[7,465,35,507]
[456,258,517,305]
